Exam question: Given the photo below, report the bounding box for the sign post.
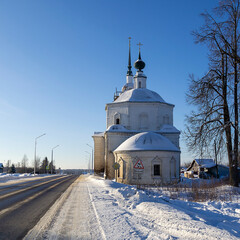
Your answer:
[112,162,120,180]
[133,159,144,188]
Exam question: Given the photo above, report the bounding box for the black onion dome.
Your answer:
[134,51,145,71]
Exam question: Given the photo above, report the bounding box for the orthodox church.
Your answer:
[93,40,181,185]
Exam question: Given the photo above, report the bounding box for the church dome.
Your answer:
[134,50,145,71]
[134,58,145,71]
[114,132,180,152]
[114,88,166,103]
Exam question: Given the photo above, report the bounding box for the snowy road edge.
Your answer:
[87,182,107,240]
[23,176,78,240]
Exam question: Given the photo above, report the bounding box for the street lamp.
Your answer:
[34,133,46,175]
[85,151,91,173]
[51,145,59,174]
[86,143,94,174]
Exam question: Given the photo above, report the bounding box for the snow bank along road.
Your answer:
[25,175,240,240]
[0,174,78,240]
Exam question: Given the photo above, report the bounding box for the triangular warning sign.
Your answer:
[133,159,144,169]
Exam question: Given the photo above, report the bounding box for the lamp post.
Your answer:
[86,143,94,174]
[51,145,59,174]
[85,151,91,173]
[34,133,46,175]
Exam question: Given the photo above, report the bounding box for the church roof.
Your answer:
[106,124,130,132]
[114,132,180,152]
[159,124,180,134]
[113,88,167,103]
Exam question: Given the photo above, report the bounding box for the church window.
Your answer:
[170,158,176,179]
[151,157,162,178]
[114,113,120,125]
[154,164,160,176]
[139,113,148,130]
[139,81,142,88]
[118,158,125,179]
[163,114,169,124]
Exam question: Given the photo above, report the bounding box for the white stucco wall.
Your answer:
[104,131,136,179]
[106,102,174,131]
[114,151,180,185]
[93,135,105,174]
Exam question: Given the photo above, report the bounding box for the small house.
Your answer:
[187,159,230,179]
[0,163,3,173]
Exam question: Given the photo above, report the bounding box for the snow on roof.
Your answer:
[106,124,129,132]
[114,88,167,103]
[114,132,180,152]
[159,125,180,134]
[93,132,104,137]
[187,159,216,170]
[195,159,215,166]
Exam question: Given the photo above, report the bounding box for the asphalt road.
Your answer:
[0,174,79,240]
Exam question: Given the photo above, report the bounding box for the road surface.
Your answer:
[0,174,78,240]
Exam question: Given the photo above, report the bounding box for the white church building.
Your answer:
[93,41,181,185]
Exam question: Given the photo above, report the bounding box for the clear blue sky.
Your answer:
[0,0,219,169]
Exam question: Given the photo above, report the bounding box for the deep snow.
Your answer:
[24,175,240,240]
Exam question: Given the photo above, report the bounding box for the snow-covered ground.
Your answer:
[24,175,240,240]
[0,173,58,185]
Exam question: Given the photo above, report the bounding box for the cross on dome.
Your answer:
[137,42,143,52]
[134,41,145,71]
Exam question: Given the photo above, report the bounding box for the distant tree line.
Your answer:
[2,154,56,174]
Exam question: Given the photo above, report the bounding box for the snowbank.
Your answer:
[25,175,240,240]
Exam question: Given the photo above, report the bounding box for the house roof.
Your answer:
[114,131,180,152]
[187,159,216,171]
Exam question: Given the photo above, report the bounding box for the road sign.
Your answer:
[112,162,120,170]
[133,159,144,169]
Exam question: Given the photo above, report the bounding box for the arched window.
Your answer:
[151,157,162,178]
[170,157,176,179]
[118,158,125,179]
[139,113,148,130]
[163,114,169,124]
[114,112,121,125]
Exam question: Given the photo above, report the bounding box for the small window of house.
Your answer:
[116,118,120,124]
[154,164,160,176]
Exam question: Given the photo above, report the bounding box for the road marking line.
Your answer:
[0,176,72,217]
[24,176,80,240]
[87,182,106,240]
[0,175,68,201]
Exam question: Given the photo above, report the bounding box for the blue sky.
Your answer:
[0,0,219,169]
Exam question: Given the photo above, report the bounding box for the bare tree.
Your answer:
[32,157,41,173]
[6,160,11,173]
[185,0,239,186]
[21,154,28,173]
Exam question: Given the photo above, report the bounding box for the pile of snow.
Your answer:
[26,175,240,240]
[0,173,54,184]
